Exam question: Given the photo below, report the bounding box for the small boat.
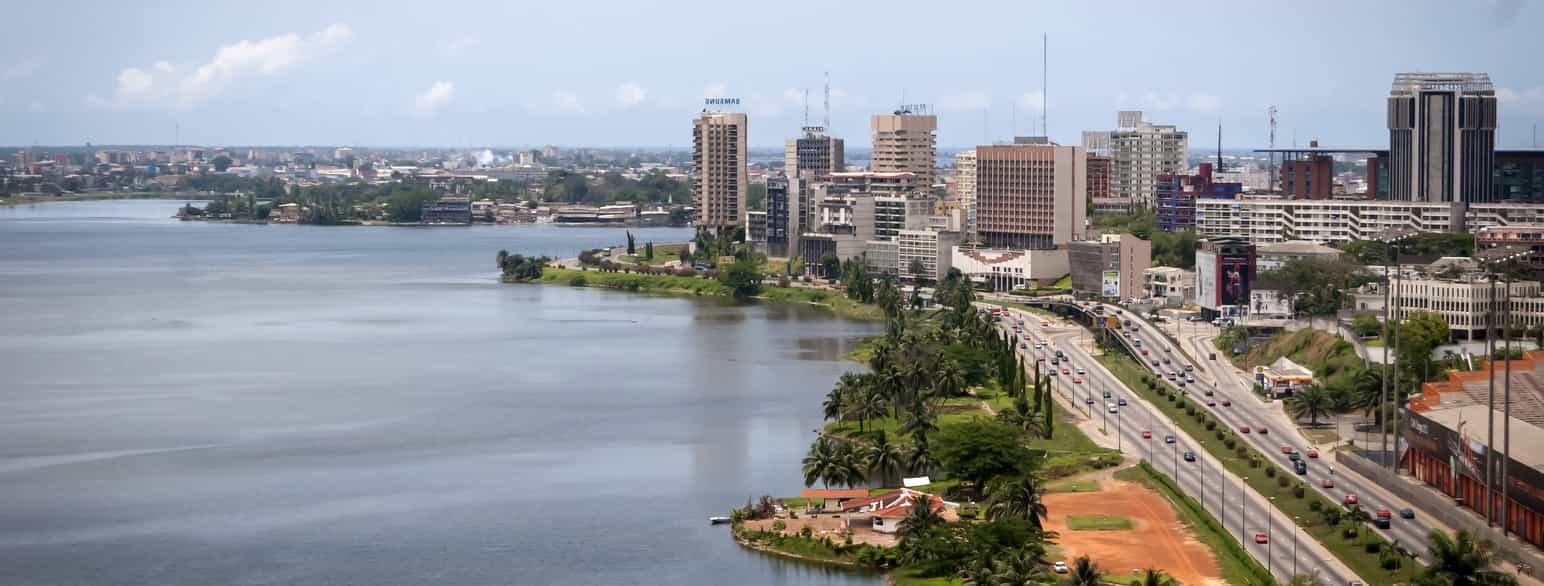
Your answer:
[708,516,731,525]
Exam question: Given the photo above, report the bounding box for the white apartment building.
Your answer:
[898,229,960,283]
[1144,266,1194,305]
[953,149,976,236]
[1195,198,1544,244]
[1107,111,1188,209]
[1384,272,1543,340]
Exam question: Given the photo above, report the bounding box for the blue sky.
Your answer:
[2,0,1541,149]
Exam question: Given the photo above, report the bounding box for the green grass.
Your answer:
[1066,514,1135,531]
[1115,462,1275,586]
[528,268,886,321]
[1096,351,1421,586]
[843,336,882,364]
[889,567,959,586]
[1230,329,1368,393]
[1045,477,1103,494]
[619,243,689,266]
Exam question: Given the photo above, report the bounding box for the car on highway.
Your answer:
[1076,367,1086,375]
[1322,478,1335,488]
[1288,452,1301,461]
[1107,405,1118,414]
[1020,343,1028,349]
[1165,435,1176,444]
[1141,431,1152,439]
[1221,399,1232,407]
[1306,449,1319,458]
[1184,365,1194,372]
[1162,358,1171,365]
[1281,446,1295,454]
[1295,460,1308,475]
[1183,451,1196,462]
[1377,508,1392,519]
[1048,369,1058,376]
[1186,376,1196,384]
[1133,340,1142,347]
[1399,508,1415,519]
[1040,321,1049,327]
[1345,494,1359,505]
[1073,377,1083,384]
[1164,346,1172,353]
[1141,349,1149,356]
[1117,399,1128,406]
[1375,516,1391,529]
[1053,561,1069,574]
[1150,359,1161,366]
[1255,426,1268,434]
[1103,390,1112,398]
[1254,533,1269,544]
[1062,368,1070,375]
[1239,426,1251,434]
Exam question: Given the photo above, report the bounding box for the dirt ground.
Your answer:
[1044,479,1224,586]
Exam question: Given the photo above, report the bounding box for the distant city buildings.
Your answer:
[1103,111,1188,210]
[1156,163,1242,233]
[953,149,977,237]
[692,110,748,228]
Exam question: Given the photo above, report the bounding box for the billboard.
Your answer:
[1101,271,1120,298]
[1195,251,1218,310]
[1405,410,1544,516]
[1219,255,1251,307]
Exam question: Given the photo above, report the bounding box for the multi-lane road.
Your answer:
[992,304,1362,584]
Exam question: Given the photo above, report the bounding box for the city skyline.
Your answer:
[3,0,1542,148]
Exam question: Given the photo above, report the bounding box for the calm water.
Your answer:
[0,200,883,586]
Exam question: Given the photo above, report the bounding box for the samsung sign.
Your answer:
[705,98,741,106]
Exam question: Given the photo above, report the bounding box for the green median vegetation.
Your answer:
[1095,351,1422,585]
[1064,514,1134,531]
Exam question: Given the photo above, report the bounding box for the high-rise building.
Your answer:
[953,149,977,236]
[974,139,1088,250]
[1107,111,1189,209]
[1387,72,1497,203]
[871,109,938,189]
[1087,153,1120,214]
[785,126,845,237]
[692,110,748,228]
[1155,163,1242,233]
[1281,152,1335,200]
[765,177,791,257]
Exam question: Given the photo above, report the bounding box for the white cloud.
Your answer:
[2,57,43,81]
[938,90,991,113]
[551,90,584,113]
[413,81,455,116]
[95,23,352,109]
[437,35,480,58]
[1187,93,1221,113]
[617,82,647,107]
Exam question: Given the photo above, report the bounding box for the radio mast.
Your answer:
[823,72,831,130]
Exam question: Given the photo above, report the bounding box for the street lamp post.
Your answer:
[1268,496,1276,579]
[1240,476,1248,546]
[1292,515,1300,578]
[1199,440,1207,509]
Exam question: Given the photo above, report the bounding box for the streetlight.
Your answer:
[1240,476,1248,546]
[1268,496,1276,579]
[1478,245,1529,532]
[1292,515,1300,578]
[1373,227,1418,471]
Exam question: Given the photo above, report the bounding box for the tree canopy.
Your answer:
[932,419,1033,489]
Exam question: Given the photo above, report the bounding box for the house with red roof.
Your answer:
[839,488,949,534]
[799,488,870,511]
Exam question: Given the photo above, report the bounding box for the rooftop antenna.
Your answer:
[1216,120,1222,170]
[803,89,810,127]
[1042,33,1048,140]
[823,71,831,130]
[1267,105,1278,192]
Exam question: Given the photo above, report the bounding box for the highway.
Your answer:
[993,306,1362,585]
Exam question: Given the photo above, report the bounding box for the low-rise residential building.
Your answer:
[1195,198,1544,244]
[746,211,768,243]
[421,197,472,225]
[1256,240,1345,271]
[1144,266,1194,305]
[1477,225,1544,269]
[897,229,960,283]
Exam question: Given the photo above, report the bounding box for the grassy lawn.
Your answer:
[619,243,688,266]
[889,568,959,586]
[1046,477,1102,494]
[1096,352,1421,586]
[531,268,886,321]
[1115,463,1275,586]
[1066,514,1135,531]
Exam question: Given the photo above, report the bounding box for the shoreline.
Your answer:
[0,192,206,207]
[510,267,886,321]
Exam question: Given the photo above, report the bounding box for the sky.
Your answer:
[2,0,1542,149]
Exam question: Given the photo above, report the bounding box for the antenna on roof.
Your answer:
[803,89,810,127]
[1217,120,1222,170]
[823,71,831,130]
[1042,33,1048,140]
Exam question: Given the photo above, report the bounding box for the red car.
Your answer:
[1073,377,1083,384]
[1377,508,1392,519]
[1141,349,1149,356]
[1322,478,1335,489]
[1041,321,1049,327]
[1281,446,1295,454]
[1062,368,1070,375]
[1306,449,1319,459]
[1256,426,1269,434]
[1206,400,1216,407]
[1345,494,1359,505]
[1141,431,1153,439]
[1253,533,1269,544]
[1239,426,1251,434]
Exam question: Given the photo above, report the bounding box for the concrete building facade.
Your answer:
[871,111,938,190]
[1195,197,1544,244]
[898,229,961,284]
[1107,111,1188,209]
[786,126,845,237]
[951,247,1069,292]
[1388,72,1497,203]
[692,111,748,228]
[1067,234,1152,301]
[954,149,977,236]
[974,140,1088,250]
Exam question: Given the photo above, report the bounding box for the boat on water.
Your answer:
[708,516,731,525]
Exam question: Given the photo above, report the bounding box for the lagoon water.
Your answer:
[0,200,883,586]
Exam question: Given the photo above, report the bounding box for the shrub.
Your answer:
[1309,500,1323,512]
[1365,542,1381,554]
[1249,458,1260,469]
[800,526,813,539]
[957,504,979,520]
[1293,485,1306,498]
[1216,430,1227,441]
[568,274,588,287]
[1206,420,1217,431]
[1223,438,1235,449]
[1344,527,1359,539]
[771,520,787,532]
[777,276,791,288]
[1176,400,1187,410]
[1186,406,1196,416]
[1278,475,1290,488]
[1266,466,1277,478]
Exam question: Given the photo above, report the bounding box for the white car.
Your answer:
[1053,561,1069,574]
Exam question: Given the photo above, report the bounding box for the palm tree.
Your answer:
[1352,368,1385,419]
[849,386,889,435]
[1286,383,1334,426]
[866,432,905,488]
[1067,555,1102,586]
[1289,574,1326,586]
[1418,529,1519,585]
[1131,568,1177,586]
[997,395,1045,436]
[957,556,995,586]
[984,473,1049,529]
[905,438,935,476]
[935,361,968,398]
[989,548,1050,586]
[802,436,841,488]
[822,387,846,424]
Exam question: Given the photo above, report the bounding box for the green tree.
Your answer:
[801,436,864,488]
[986,548,1051,585]
[897,493,946,546]
[1041,386,1054,438]
[626,231,636,255]
[996,395,1044,435]
[1131,568,1177,586]
[720,258,764,300]
[933,420,1033,489]
[1414,529,1518,586]
[866,431,905,488]
[820,253,841,279]
[822,385,847,423]
[645,241,654,260]
[1352,313,1382,338]
[983,473,1049,529]
[210,155,233,172]
[1286,383,1334,426]
[1394,311,1452,383]
[1069,555,1103,586]
[496,249,509,270]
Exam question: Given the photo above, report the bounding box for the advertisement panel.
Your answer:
[1405,410,1544,516]
[1101,271,1120,298]
[1219,254,1252,308]
[1195,251,1218,311]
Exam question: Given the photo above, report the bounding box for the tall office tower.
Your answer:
[954,149,977,237]
[1107,111,1188,209]
[766,177,791,257]
[692,110,749,228]
[975,138,1088,249]
[871,108,938,190]
[785,126,845,236]
[1087,153,1118,214]
[1387,72,1497,203]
